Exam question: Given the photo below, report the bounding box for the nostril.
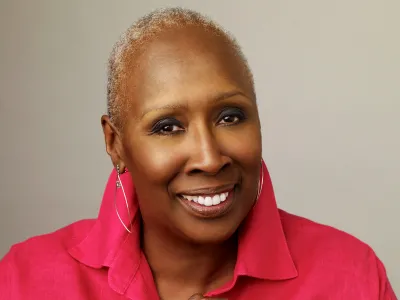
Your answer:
[220,162,230,172]
[189,169,203,175]
[188,162,230,176]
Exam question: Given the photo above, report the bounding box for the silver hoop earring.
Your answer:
[114,164,132,233]
[256,160,264,202]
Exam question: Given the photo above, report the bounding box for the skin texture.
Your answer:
[102,25,262,300]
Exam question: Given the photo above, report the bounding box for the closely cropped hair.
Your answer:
[107,7,253,129]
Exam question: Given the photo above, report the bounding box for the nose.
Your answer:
[184,126,232,176]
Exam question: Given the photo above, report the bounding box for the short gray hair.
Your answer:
[107,7,253,129]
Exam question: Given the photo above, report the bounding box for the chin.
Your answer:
[180,219,242,245]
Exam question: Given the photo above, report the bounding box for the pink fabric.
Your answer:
[0,163,397,299]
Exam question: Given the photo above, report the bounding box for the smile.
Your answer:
[181,192,229,207]
[177,185,236,218]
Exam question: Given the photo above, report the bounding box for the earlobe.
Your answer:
[101,115,125,170]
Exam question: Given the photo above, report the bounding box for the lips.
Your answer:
[181,192,229,206]
[177,185,236,218]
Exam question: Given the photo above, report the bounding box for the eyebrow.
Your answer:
[140,90,249,119]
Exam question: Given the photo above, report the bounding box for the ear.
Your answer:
[101,115,126,172]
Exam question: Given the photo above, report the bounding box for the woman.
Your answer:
[0,7,396,300]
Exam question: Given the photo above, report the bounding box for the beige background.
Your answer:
[0,0,399,294]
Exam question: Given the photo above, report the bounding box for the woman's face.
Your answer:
[112,26,261,243]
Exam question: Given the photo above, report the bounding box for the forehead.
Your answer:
[126,26,252,116]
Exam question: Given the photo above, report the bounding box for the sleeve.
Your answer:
[375,254,397,300]
[0,248,20,300]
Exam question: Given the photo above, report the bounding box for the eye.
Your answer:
[151,118,185,135]
[217,108,246,126]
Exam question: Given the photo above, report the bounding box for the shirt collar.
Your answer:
[236,163,298,280]
[68,162,298,298]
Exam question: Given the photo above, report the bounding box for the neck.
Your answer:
[142,223,237,295]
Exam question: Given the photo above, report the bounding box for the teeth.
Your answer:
[181,192,229,206]
[204,196,212,206]
[212,195,220,205]
[198,196,205,205]
[220,193,226,201]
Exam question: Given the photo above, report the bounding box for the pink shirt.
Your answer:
[0,164,397,299]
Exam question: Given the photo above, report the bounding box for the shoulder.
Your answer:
[1,219,95,264]
[278,210,397,297]
[279,209,376,268]
[0,219,95,284]
[279,209,371,258]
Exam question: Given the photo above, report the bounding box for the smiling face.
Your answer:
[103,25,262,244]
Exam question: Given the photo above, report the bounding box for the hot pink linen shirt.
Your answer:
[0,164,397,299]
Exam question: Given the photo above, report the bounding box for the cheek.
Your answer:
[219,123,262,167]
[122,138,186,221]
[123,137,186,186]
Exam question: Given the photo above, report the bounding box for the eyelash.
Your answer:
[150,108,247,136]
[151,118,184,136]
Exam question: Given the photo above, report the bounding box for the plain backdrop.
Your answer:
[0,0,399,294]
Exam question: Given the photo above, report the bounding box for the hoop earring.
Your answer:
[256,159,264,202]
[114,164,132,233]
